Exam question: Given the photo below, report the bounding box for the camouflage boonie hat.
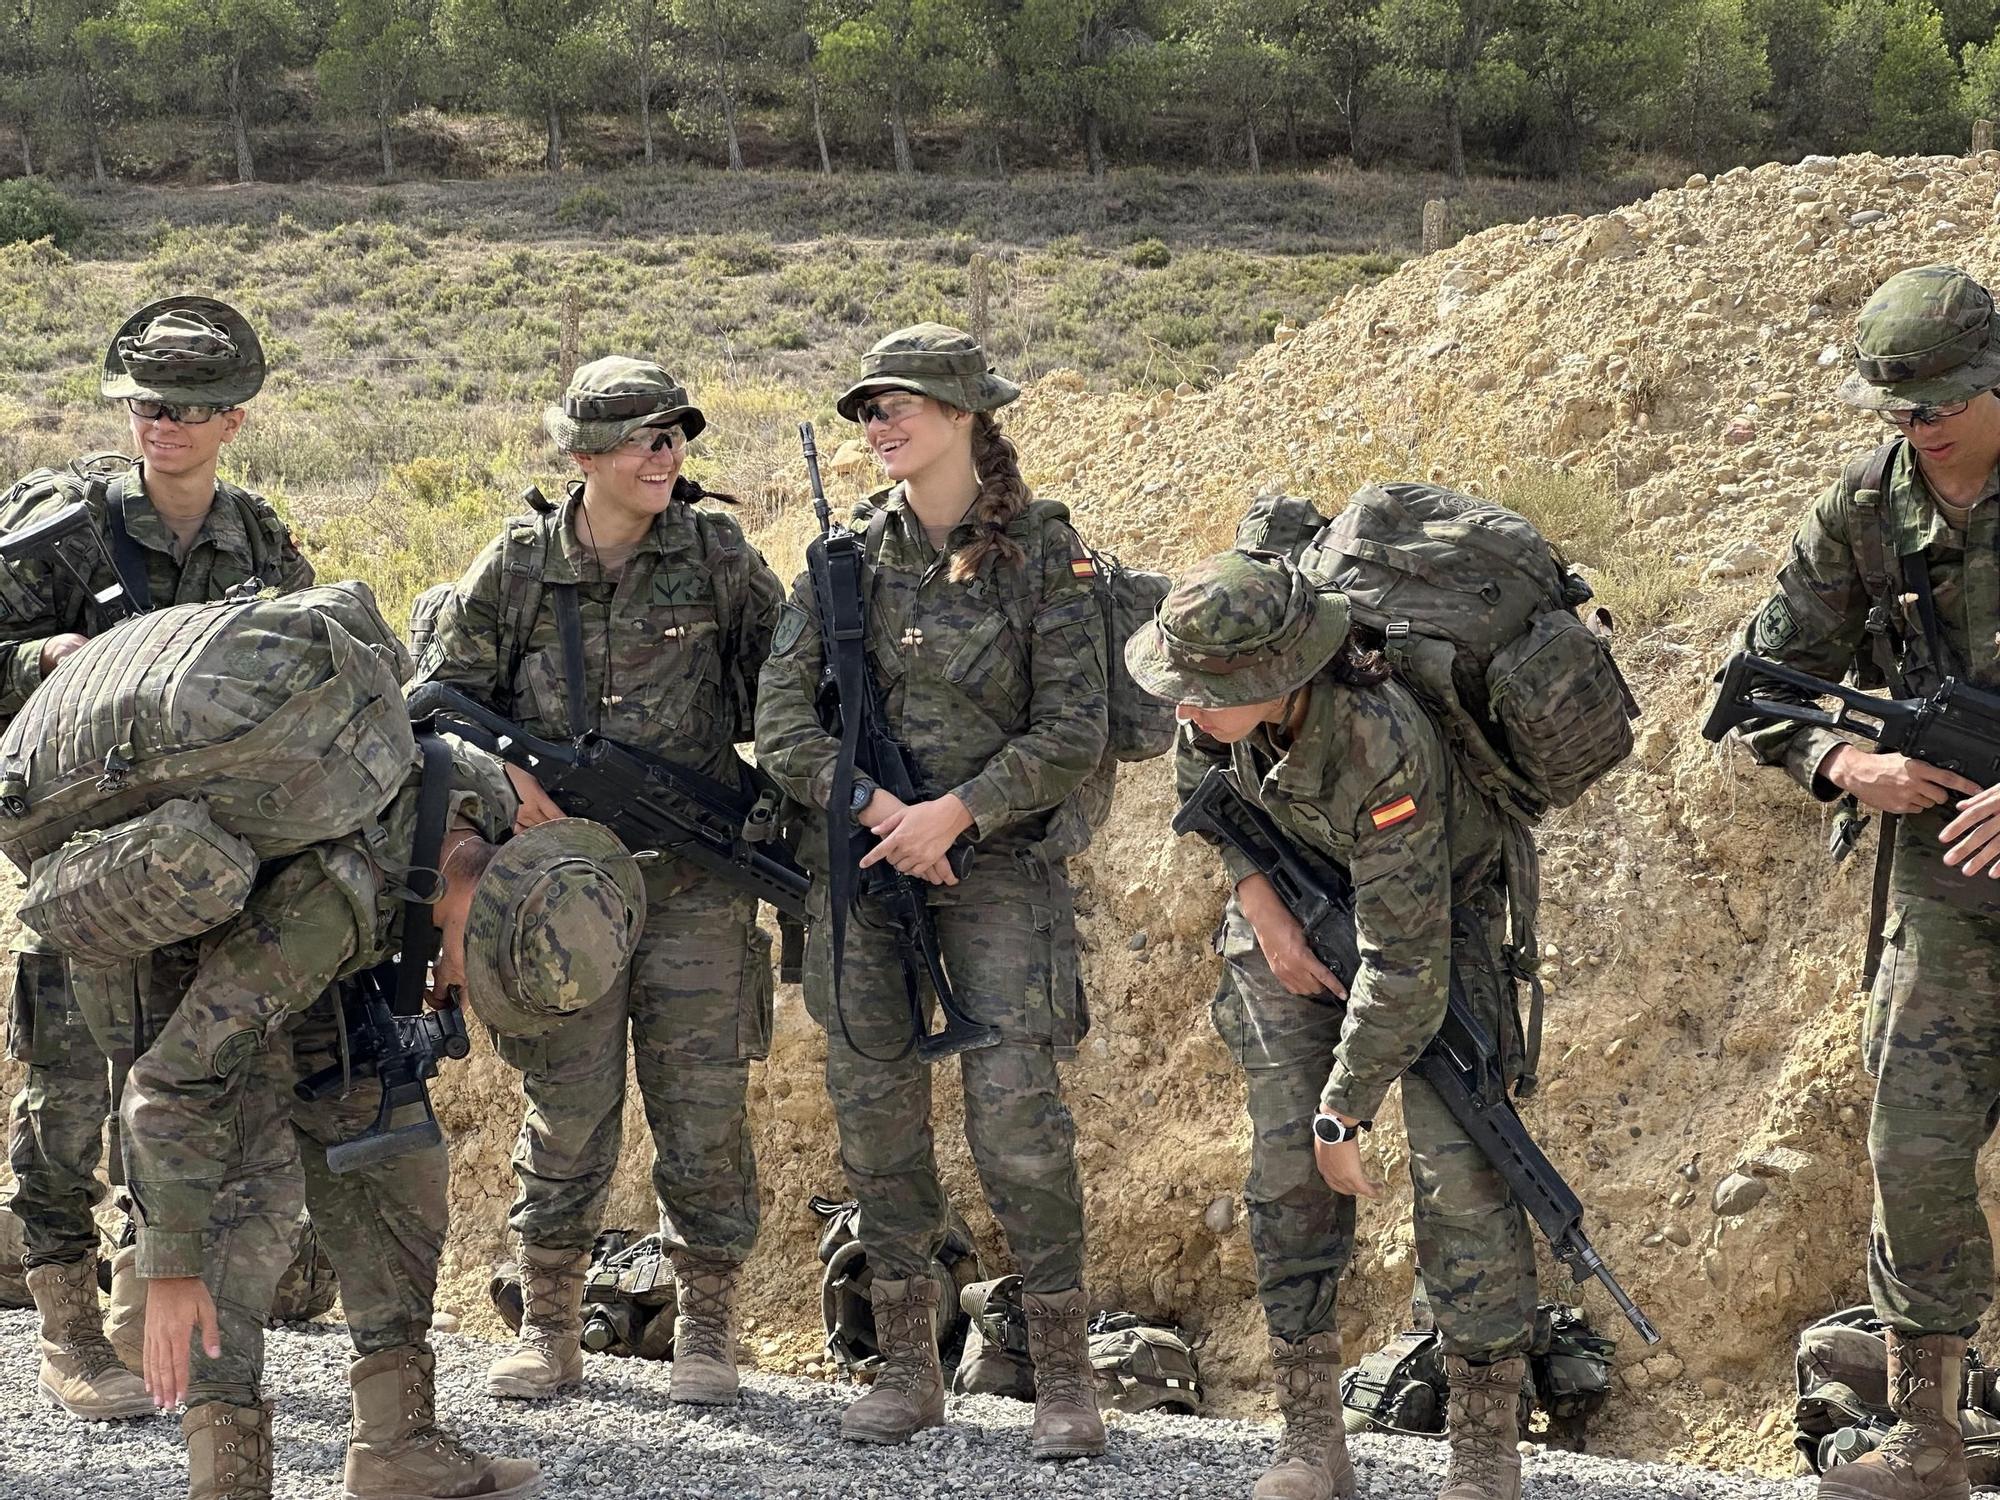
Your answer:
[462,819,646,1039]
[1124,550,1351,709]
[835,323,1021,421]
[544,356,707,454]
[1837,265,2000,411]
[101,296,265,406]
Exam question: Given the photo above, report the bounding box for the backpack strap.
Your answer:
[551,579,588,738]
[395,732,453,1014]
[690,505,752,736]
[495,504,561,716]
[99,473,151,613]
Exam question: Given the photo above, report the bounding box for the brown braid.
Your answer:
[949,412,1032,582]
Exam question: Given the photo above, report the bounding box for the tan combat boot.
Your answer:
[106,1243,147,1375]
[1254,1332,1357,1500]
[1819,1332,1970,1500]
[183,1400,273,1500]
[667,1253,741,1406]
[1022,1286,1107,1460]
[485,1244,585,1400]
[1439,1355,1526,1500]
[27,1256,154,1419]
[839,1275,946,1445]
[345,1344,541,1500]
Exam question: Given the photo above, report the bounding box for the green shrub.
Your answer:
[555,185,623,227]
[1128,237,1171,270]
[0,179,84,250]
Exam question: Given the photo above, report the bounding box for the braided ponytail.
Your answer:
[949,412,1032,582]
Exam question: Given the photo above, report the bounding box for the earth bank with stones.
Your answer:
[9,149,1996,1479]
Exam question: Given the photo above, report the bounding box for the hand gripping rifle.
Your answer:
[798,422,998,1063]
[1702,650,2000,789]
[405,681,811,929]
[1172,767,1661,1346]
[294,734,470,1173]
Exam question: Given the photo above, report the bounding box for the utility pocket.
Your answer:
[944,611,1032,726]
[1487,611,1636,810]
[4,951,67,1066]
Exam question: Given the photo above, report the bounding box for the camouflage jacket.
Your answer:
[755,488,1110,860]
[411,489,785,787]
[1178,670,1506,1122]
[1739,438,2000,792]
[0,461,312,722]
[122,739,515,1280]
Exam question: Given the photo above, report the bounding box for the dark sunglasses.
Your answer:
[1880,400,1971,430]
[127,398,235,425]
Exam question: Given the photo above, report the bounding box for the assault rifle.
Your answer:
[1703,651,2000,789]
[294,961,471,1173]
[405,681,811,928]
[0,500,139,626]
[1172,767,1661,1346]
[798,422,998,1063]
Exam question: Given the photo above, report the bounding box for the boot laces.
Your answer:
[1272,1352,1337,1462]
[519,1261,582,1356]
[1445,1381,1510,1488]
[50,1266,122,1380]
[1871,1367,1957,1477]
[873,1294,936,1397]
[1031,1311,1093,1410]
[674,1269,733,1364]
[400,1357,478,1469]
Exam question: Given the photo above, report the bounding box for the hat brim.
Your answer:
[101,295,266,406]
[1838,327,2000,411]
[462,818,645,1039]
[1124,595,1351,711]
[835,371,1022,422]
[544,404,708,454]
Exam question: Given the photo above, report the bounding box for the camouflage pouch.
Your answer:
[953,1275,1035,1399]
[812,1193,982,1376]
[1530,1303,1614,1438]
[1087,1311,1203,1415]
[406,582,455,668]
[581,1230,677,1360]
[1341,1327,1448,1436]
[20,798,258,962]
[270,1211,339,1324]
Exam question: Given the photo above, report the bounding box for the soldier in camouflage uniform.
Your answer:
[0,297,313,1423]
[121,724,641,1500]
[1727,265,2000,1500]
[1129,551,1536,1500]
[755,325,1110,1459]
[412,357,784,1406]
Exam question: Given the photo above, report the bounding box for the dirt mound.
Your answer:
[441,150,2000,1473]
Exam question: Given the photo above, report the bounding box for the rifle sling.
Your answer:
[811,533,872,1002]
[103,474,152,613]
[398,732,453,1015]
[1863,813,1899,991]
[551,581,590,739]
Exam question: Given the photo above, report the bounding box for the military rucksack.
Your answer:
[953,1275,1036,1398]
[406,582,455,667]
[0,584,415,965]
[489,1230,678,1360]
[1795,1307,2000,1480]
[1088,1310,1203,1415]
[1237,486,1637,818]
[812,1193,983,1376]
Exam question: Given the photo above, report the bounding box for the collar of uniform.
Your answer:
[124,472,252,560]
[877,484,980,561]
[1888,441,1974,552]
[1270,676,1343,796]
[550,490,677,583]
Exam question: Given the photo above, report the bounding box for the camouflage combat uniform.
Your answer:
[1729,265,2000,1500]
[1131,550,1534,1500]
[412,423,784,1271]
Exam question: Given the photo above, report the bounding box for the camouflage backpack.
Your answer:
[489,1230,678,1360]
[812,1194,982,1376]
[1088,1310,1203,1415]
[406,582,455,666]
[0,583,415,965]
[952,1275,1036,1399]
[1795,1307,2000,1480]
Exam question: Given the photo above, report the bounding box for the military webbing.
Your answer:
[101,475,151,614]
[551,581,589,738]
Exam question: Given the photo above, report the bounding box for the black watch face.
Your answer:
[1313,1115,1344,1145]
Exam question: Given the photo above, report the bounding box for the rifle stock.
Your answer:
[1171,767,1660,1345]
[0,500,136,626]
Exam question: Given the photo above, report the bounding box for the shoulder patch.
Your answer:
[1752,595,1799,652]
[1368,794,1419,831]
[772,602,810,657]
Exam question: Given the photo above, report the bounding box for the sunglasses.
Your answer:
[857,396,927,427]
[612,424,686,455]
[1880,400,1971,430]
[127,398,236,425]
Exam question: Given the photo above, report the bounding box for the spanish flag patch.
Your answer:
[1369,794,1419,831]
[1071,556,1098,579]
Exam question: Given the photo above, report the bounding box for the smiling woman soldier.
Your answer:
[755,323,1111,1460]
[411,356,785,1409]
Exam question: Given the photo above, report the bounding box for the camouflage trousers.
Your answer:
[497,875,770,1262]
[4,953,110,1268]
[803,849,1088,1292]
[1214,897,1536,1362]
[1863,819,2000,1336]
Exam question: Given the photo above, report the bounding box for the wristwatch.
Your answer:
[1312,1113,1366,1146]
[848,777,877,820]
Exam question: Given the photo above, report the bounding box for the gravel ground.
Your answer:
[0,1309,1810,1500]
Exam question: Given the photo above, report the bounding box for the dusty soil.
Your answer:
[14,147,2000,1478]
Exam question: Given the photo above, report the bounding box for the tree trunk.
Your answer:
[1443,88,1466,178]
[91,134,106,186]
[227,56,255,182]
[710,2,743,171]
[17,121,30,176]
[640,67,654,164]
[1083,110,1105,179]
[992,138,1005,180]
[809,67,832,175]
[546,101,562,172]
[1245,120,1260,174]
[378,111,395,178]
[890,101,913,175]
